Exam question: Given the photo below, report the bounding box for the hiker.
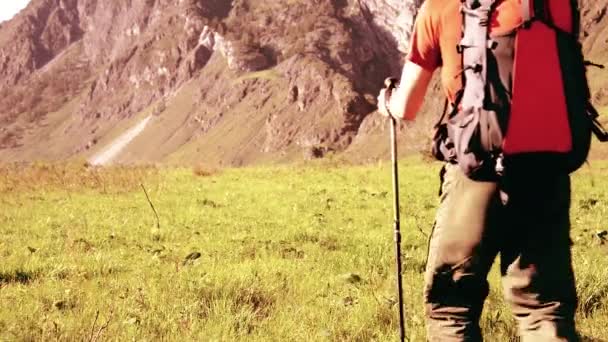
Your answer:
[377,0,607,340]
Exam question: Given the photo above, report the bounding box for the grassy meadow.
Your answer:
[1,158,608,341]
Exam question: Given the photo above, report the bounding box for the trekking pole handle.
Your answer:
[383,77,400,124]
[384,77,399,90]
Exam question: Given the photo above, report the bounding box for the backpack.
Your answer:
[431,0,608,179]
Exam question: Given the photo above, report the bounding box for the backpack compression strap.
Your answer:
[458,0,502,154]
[459,0,495,111]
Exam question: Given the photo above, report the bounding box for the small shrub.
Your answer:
[193,165,219,177]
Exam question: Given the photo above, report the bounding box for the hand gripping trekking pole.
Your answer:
[384,77,405,342]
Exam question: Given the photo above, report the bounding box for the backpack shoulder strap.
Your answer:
[522,0,532,23]
[521,0,547,23]
[522,0,579,35]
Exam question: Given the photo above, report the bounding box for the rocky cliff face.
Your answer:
[580,0,608,104]
[0,0,419,164]
[0,0,605,165]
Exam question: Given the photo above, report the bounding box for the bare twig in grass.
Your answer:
[585,161,597,188]
[91,310,113,342]
[88,310,100,342]
[411,213,429,239]
[141,183,160,229]
[369,286,383,306]
[417,225,428,239]
[89,168,107,194]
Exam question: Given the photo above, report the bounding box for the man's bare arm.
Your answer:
[377,61,434,121]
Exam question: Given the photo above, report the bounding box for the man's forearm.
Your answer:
[388,61,433,121]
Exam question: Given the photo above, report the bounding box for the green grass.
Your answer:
[1,159,608,341]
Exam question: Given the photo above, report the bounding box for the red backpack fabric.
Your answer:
[431,0,608,179]
[505,16,572,154]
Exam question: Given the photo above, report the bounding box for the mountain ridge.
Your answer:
[0,0,606,166]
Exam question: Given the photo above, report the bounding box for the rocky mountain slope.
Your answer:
[0,0,606,166]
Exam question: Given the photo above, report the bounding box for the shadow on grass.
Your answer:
[580,336,608,342]
[0,269,39,285]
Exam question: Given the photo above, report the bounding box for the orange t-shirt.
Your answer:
[407,0,523,103]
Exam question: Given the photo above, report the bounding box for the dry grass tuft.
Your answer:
[192,164,220,177]
[0,162,158,194]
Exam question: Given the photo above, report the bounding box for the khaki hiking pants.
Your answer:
[424,164,578,341]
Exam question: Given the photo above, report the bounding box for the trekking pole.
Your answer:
[384,77,405,342]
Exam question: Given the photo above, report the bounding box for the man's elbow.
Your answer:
[399,100,421,121]
[394,62,431,121]
[402,107,417,121]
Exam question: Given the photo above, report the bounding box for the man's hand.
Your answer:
[376,61,434,121]
[377,87,392,118]
[377,77,399,119]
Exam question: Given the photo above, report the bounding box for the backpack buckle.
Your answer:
[469,63,483,74]
[495,154,505,176]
